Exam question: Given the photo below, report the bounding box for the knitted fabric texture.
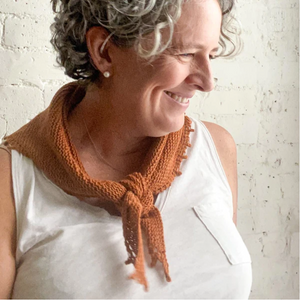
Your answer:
[5,82,194,290]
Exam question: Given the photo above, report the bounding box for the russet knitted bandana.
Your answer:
[5,82,194,290]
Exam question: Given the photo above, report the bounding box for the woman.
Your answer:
[0,0,252,298]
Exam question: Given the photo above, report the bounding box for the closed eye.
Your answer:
[179,53,216,60]
[179,53,195,58]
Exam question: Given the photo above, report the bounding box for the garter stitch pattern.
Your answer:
[4,82,194,290]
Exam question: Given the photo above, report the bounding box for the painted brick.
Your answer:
[0,0,52,16]
[256,62,284,85]
[186,92,208,115]
[290,232,299,258]
[237,208,256,235]
[0,13,5,23]
[236,143,297,176]
[216,114,260,144]
[194,112,217,124]
[242,233,264,256]
[213,61,259,88]
[0,118,6,140]
[276,144,299,174]
[252,143,299,174]
[278,201,299,235]
[270,0,299,9]
[0,15,4,43]
[262,232,287,257]
[250,258,290,298]
[238,174,257,209]
[261,8,299,33]
[201,90,257,115]
[279,173,299,200]
[252,165,283,201]
[0,86,44,133]
[281,65,299,87]
[252,200,282,233]
[0,50,67,87]
[44,82,71,108]
[4,15,52,48]
[258,114,298,145]
[262,32,299,62]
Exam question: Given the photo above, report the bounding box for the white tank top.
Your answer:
[11,117,252,299]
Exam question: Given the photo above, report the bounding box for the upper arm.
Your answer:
[0,149,17,298]
[201,121,238,225]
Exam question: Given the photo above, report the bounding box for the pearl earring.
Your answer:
[103,71,110,78]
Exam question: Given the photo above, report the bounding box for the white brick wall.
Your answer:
[0,1,298,298]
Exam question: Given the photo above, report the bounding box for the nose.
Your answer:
[186,57,216,92]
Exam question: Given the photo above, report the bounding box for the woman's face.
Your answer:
[109,0,222,137]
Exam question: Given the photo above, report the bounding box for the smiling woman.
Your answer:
[0,0,252,298]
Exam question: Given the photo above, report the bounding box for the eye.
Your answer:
[209,55,217,60]
[175,53,195,62]
[179,53,195,58]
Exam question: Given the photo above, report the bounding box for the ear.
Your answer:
[86,27,113,76]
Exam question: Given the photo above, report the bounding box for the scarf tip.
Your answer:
[128,272,149,292]
[166,274,172,282]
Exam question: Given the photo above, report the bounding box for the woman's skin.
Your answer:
[0,0,238,297]
[0,149,16,298]
[68,0,222,178]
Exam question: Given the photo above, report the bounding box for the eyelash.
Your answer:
[178,53,217,60]
[179,53,194,58]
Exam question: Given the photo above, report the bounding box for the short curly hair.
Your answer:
[50,0,241,84]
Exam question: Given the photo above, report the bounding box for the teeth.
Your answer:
[165,91,189,104]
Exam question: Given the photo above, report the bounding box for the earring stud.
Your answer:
[103,71,110,78]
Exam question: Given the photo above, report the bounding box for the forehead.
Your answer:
[172,0,222,49]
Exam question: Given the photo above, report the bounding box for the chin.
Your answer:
[148,114,186,137]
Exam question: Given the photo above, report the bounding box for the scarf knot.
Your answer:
[120,172,154,215]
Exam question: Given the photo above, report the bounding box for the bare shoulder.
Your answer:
[0,147,16,247]
[0,147,15,212]
[0,148,17,298]
[201,121,237,155]
[201,121,238,224]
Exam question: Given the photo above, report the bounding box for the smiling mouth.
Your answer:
[164,91,190,104]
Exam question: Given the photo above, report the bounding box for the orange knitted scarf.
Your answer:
[5,82,194,290]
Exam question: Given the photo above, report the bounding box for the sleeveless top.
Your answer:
[10,117,252,299]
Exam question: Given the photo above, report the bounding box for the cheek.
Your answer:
[118,58,190,95]
[161,65,190,87]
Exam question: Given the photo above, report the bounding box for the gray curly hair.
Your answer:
[50,0,240,83]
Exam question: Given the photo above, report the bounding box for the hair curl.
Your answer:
[50,0,241,84]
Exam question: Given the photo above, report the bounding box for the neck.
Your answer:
[68,83,155,173]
